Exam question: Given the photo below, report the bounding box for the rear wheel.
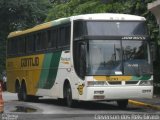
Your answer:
[16,83,22,101]
[27,95,39,102]
[21,82,38,102]
[117,99,128,109]
[21,83,27,101]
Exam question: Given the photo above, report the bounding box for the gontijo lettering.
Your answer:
[21,57,39,67]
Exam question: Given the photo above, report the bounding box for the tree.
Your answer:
[0,0,51,76]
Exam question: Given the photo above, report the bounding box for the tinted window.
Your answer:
[11,39,18,55]
[18,37,25,54]
[58,27,65,47]
[7,40,12,55]
[58,25,71,48]
[48,29,57,49]
[35,33,41,51]
[48,30,52,48]
[26,35,35,53]
[41,32,48,50]
[74,21,148,39]
[65,25,71,45]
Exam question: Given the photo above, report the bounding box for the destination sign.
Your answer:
[121,36,146,40]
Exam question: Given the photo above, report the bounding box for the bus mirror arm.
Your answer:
[150,41,156,62]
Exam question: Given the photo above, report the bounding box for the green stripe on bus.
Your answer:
[38,53,53,88]
[38,51,62,89]
[132,75,151,81]
[44,51,62,89]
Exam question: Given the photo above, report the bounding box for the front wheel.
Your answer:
[65,84,77,107]
[117,99,128,109]
[66,84,73,107]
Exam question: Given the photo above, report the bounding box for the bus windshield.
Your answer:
[87,40,152,76]
[73,21,152,77]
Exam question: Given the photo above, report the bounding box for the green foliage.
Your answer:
[0,0,51,31]
[0,0,51,75]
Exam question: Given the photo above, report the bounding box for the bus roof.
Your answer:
[8,17,70,38]
[71,13,146,21]
[8,13,145,38]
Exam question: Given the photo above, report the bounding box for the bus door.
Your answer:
[73,41,87,99]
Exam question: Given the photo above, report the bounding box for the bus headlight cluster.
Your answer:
[139,80,153,86]
[87,81,106,87]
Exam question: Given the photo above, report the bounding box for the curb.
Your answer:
[129,100,160,110]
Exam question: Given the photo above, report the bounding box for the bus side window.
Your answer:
[35,32,48,51]
[18,37,26,55]
[26,35,35,53]
[52,29,58,49]
[7,40,12,56]
[48,29,57,49]
[65,25,71,47]
[48,30,52,48]
[58,25,71,49]
[35,33,41,51]
[59,27,65,48]
[41,31,48,50]
[11,38,18,55]
[10,39,14,55]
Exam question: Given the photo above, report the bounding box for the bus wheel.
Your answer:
[15,81,22,101]
[16,83,22,101]
[66,84,74,107]
[117,99,128,109]
[21,83,27,101]
[27,95,39,102]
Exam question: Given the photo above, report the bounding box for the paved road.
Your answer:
[1,92,160,120]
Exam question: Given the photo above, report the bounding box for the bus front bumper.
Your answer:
[83,86,153,101]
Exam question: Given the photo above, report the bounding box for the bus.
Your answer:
[7,13,153,108]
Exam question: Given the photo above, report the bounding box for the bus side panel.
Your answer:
[22,54,44,95]
[55,50,80,99]
[7,58,22,93]
[7,54,45,95]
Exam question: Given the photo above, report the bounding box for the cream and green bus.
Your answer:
[7,13,153,108]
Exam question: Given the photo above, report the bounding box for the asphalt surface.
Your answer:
[0,92,160,120]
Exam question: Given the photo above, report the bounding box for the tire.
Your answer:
[27,95,39,102]
[17,85,23,101]
[65,84,75,107]
[21,83,28,101]
[20,82,38,102]
[15,82,22,101]
[117,99,128,109]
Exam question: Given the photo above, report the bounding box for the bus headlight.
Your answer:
[139,80,153,86]
[87,81,106,87]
